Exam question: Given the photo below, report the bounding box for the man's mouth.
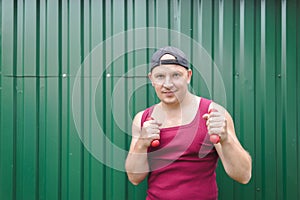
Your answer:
[162,90,176,95]
[162,90,174,93]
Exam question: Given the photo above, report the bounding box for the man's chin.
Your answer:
[161,97,179,105]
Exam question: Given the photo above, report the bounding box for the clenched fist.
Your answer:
[203,108,227,144]
[139,117,162,148]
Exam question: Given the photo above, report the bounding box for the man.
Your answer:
[125,46,252,200]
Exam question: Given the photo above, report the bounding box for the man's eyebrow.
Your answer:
[174,71,184,73]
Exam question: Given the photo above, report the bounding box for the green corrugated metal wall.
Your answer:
[0,0,299,199]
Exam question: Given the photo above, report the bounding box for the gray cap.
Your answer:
[151,46,189,70]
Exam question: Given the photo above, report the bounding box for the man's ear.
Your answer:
[187,69,192,84]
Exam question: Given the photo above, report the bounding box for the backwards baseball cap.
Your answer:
[151,46,189,70]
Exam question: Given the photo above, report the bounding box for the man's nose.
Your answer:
[163,76,173,88]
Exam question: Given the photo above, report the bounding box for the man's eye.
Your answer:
[173,73,181,78]
[155,74,164,79]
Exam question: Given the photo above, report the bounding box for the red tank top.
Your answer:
[141,98,219,200]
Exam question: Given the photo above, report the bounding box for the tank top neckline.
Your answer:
[148,98,203,131]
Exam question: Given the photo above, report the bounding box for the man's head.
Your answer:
[148,46,192,105]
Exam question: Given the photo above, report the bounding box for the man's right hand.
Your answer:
[139,118,161,148]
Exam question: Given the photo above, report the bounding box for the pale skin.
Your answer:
[125,54,252,185]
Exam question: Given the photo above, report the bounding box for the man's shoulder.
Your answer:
[133,105,154,121]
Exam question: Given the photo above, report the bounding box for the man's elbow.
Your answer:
[128,177,142,186]
[127,173,145,185]
[227,164,252,184]
[237,155,252,184]
[239,172,252,184]
[233,169,252,184]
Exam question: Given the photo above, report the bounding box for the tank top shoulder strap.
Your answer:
[140,106,155,127]
[199,97,213,115]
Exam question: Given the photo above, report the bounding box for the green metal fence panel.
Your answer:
[1,0,299,200]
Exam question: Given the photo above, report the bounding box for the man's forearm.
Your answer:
[218,134,252,184]
[125,142,150,185]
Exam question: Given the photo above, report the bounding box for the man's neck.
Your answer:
[160,92,195,111]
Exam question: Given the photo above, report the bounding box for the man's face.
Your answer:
[149,64,192,105]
